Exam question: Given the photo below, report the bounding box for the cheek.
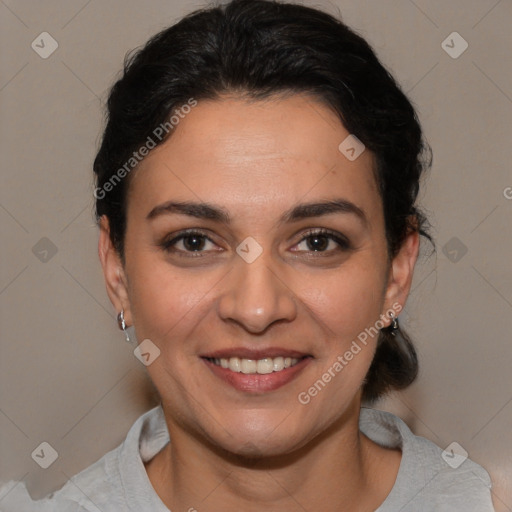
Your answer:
[294,264,386,414]
[297,259,387,344]
[125,252,217,344]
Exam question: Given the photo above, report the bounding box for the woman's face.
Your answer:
[101,94,417,456]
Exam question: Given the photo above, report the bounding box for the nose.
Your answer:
[217,254,298,333]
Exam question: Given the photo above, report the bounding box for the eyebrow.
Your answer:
[146,198,368,226]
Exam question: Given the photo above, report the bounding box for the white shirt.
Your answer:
[0,406,495,511]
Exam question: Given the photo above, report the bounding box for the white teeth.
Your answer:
[229,357,241,372]
[214,356,302,374]
[241,359,257,374]
[257,358,274,374]
[273,356,284,371]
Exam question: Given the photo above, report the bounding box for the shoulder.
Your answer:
[0,444,122,512]
[360,407,495,511]
[0,406,167,512]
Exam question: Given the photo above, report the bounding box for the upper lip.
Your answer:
[201,348,311,359]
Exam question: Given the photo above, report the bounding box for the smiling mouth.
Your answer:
[204,356,307,375]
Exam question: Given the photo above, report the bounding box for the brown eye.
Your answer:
[161,230,218,256]
[305,234,330,251]
[293,229,351,254]
[181,234,207,251]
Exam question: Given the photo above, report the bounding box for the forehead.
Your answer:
[128,94,380,223]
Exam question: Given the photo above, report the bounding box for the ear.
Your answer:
[382,228,420,324]
[98,215,132,326]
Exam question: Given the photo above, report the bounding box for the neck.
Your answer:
[145,401,400,512]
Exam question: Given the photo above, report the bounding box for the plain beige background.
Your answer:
[1,0,511,510]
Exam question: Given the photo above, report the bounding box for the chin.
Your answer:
[203,410,314,459]
[220,433,303,460]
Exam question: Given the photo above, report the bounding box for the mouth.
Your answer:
[204,355,305,375]
[201,349,313,393]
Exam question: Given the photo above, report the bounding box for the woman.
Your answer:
[0,0,495,510]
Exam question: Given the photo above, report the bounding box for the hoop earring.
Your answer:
[388,311,399,336]
[117,309,130,343]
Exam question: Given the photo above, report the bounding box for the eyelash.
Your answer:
[160,228,351,258]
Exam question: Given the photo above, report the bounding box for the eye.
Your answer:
[160,229,219,256]
[292,228,351,254]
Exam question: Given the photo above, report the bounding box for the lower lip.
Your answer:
[203,357,312,393]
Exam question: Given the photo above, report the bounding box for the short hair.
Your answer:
[93,0,433,402]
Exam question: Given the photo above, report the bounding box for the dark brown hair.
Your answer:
[93,0,433,402]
